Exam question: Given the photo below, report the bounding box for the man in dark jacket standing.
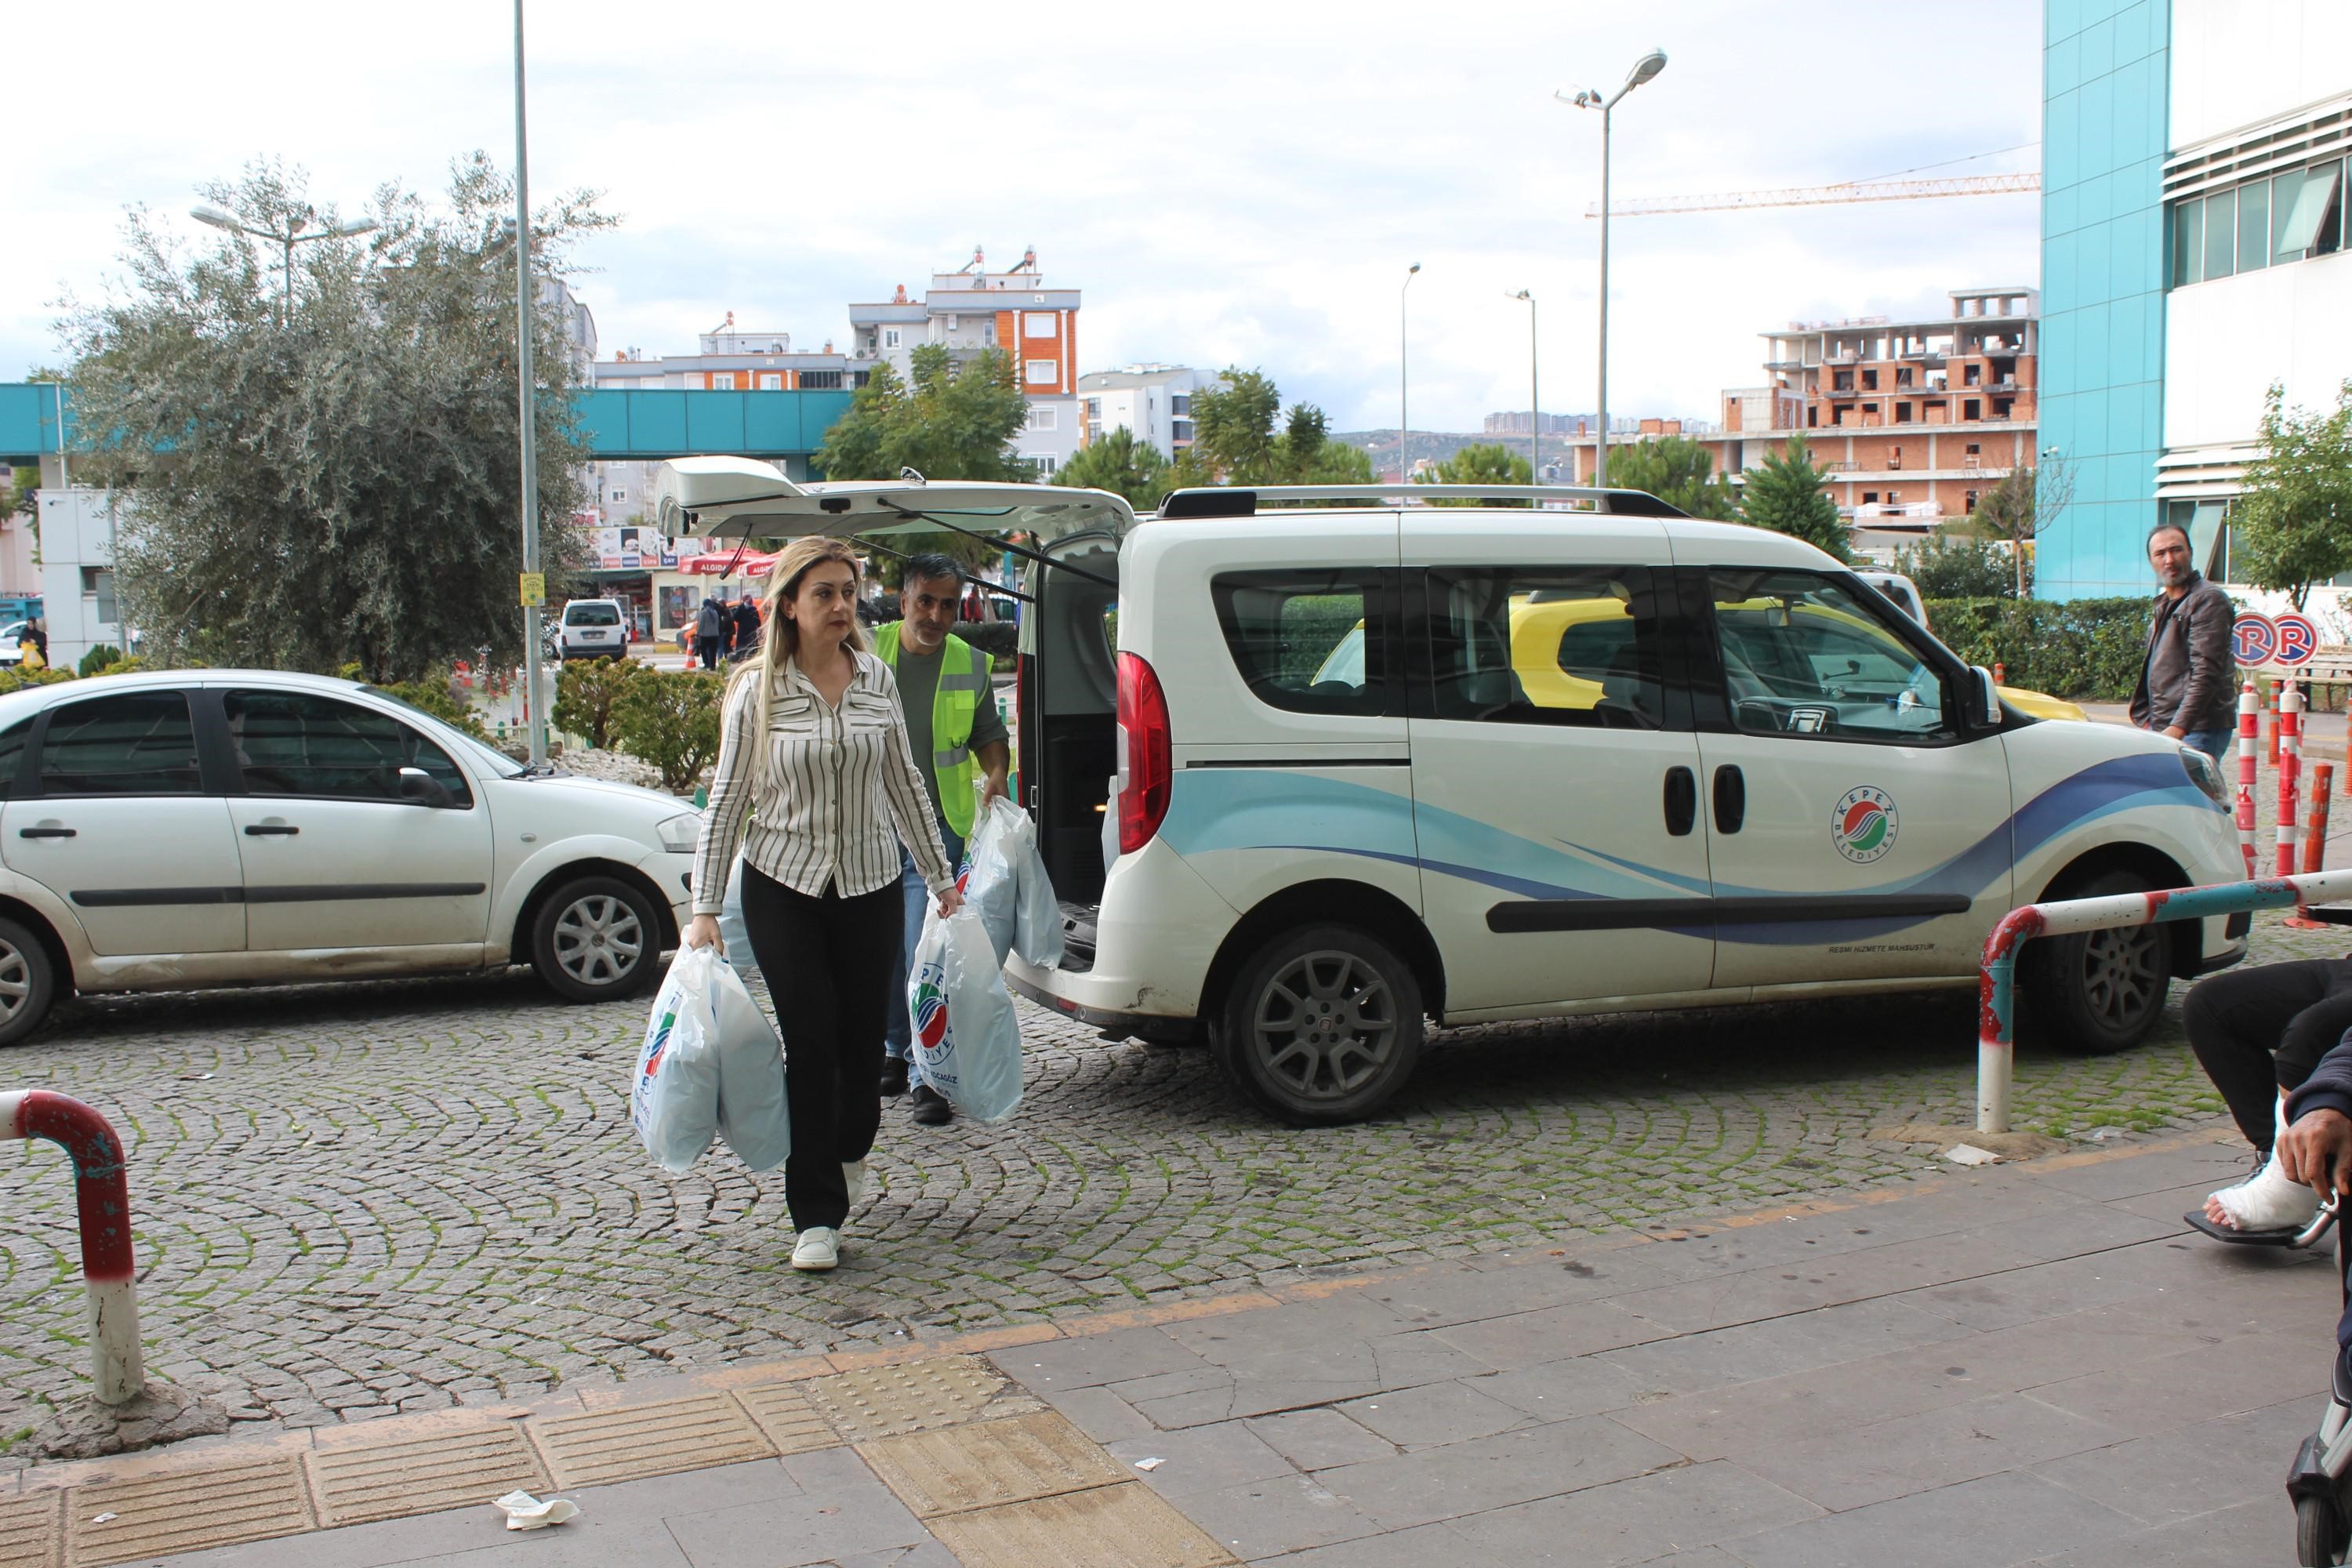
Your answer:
[2128,522,2236,762]
[694,595,725,671]
[730,597,760,662]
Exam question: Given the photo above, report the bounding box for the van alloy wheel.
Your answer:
[2078,924,2164,1032]
[1216,924,1424,1125]
[2021,868,2170,1054]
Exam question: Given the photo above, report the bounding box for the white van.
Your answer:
[652,463,2245,1124]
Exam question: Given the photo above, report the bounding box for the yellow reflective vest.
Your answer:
[873,621,993,838]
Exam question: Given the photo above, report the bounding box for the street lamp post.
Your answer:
[1558,49,1667,490]
[189,205,377,328]
[1399,263,1421,482]
[515,0,546,768]
[1508,291,1538,481]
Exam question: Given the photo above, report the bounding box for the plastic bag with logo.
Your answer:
[906,906,1024,1123]
[957,791,1065,970]
[630,946,724,1173]
[710,953,789,1171]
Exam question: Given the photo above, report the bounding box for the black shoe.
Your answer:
[879,1057,909,1098]
[909,1084,953,1127]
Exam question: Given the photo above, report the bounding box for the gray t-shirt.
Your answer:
[892,640,1010,823]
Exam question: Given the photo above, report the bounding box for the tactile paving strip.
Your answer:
[533,1394,776,1489]
[0,1490,60,1568]
[927,1482,1238,1568]
[800,1355,1041,1443]
[67,1456,312,1568]
[733,1378,848,1457]
[308,1425,546,1529]
[860,1411,1130,1518]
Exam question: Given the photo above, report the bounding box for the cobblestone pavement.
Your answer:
[0,873,2343,1464]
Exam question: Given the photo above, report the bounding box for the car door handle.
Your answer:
[1712,765,1746,834]
[17,827,74,839]
[1662,766,1697,837]
[244,825,299,837]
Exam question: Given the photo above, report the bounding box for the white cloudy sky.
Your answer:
[8,0,2042,434]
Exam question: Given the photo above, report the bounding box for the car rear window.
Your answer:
[1211,570,1390,716]
[565,603,621,626]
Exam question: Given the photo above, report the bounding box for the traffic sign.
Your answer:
[518,572,546,608]
[2234,612,2279,666]
[2274,612,2319,666]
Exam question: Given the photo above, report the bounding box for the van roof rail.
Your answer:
[1154,484,1687,519]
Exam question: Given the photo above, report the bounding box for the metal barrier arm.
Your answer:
[2,1089,146,1403]
[1978,869,2352,1134]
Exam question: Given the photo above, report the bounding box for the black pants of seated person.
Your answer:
[2184,957,2352,1155]
[738,861,898,1233]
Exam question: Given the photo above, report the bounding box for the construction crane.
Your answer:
[1585,170,2038,219]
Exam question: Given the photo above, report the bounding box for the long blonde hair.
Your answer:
[724,537,869,794]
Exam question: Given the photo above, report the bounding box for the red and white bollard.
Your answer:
[2280,679,2304,880]
[2,1090,145,1404]
[2237,677,2260,880]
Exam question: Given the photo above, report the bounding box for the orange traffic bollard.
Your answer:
[2288,763,2338,928]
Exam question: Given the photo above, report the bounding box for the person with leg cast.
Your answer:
[875,554,1010,1127]
[2187,958,2352,1234]
[684,538,960,1272]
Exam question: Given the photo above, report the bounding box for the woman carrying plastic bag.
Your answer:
[906,906,1024,1122]
[957,789,1065,970]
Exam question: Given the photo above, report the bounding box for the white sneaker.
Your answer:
[790,1228,840,1272]
[843,1160,867,1207]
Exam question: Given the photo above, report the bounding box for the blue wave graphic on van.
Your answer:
[1158,752,2214,946]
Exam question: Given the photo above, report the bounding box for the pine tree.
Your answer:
[1740,434,1850,562]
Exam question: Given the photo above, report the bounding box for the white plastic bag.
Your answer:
[907,907,1024,1123]
[710,955,789,1171]
[632,946,724,1173]
[957,793,1064,970]
[717,858,757,976]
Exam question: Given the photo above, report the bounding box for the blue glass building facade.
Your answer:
[2037,0,2171,599]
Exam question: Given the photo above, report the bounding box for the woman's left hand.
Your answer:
[935,884,964,919]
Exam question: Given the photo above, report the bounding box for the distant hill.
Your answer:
[1334,429,1534,478]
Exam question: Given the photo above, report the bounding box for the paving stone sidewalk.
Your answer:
[8,1129,2328,1566]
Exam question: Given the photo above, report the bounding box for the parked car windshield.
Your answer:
[359,688,528,778]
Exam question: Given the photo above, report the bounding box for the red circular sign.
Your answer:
[2274,612,2319,666]
[2234,613,2279,666]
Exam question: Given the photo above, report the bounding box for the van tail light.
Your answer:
[1116,652,1172,854]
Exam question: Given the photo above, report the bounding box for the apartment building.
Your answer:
[1077,365,1221,459]
[847,247,1082,476]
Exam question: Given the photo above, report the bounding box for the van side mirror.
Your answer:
[1969,666,2002,728]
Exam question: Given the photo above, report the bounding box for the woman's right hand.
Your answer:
[684,914,722,953]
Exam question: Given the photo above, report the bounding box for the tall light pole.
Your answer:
[1508,291,1538,481]
[1399,263,1421,481]
[1559,48,1667,489]
[515,0,546,768]
[191,205,377,328]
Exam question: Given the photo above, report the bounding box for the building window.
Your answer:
[1171,420,1194,443]
[799,370,843,390]
[1171,394,1191,416]
[1084,397,1102,419]
[1025,358,1058,387]
[759,373,783,390]
[1965,365,1982,386]
[851,371,871,389]
[1965,443,1980,455]
[1861,369,1878,390]
[710,372,736,390]
[1807,406,1819,427]
[609,488,628,503]
[1025,454,1058,477]
[1023,312,1058,339]
[1895,403,1912,424]
[1886,490,1901,505]
[1963,400,1980,421]
[884,328,902,349]
[1861,492,1878,505]
[2169,154,2345,289]
[1965,490,1980,513]
[1833,371,1853,391]
[1029,405,1058,431]
[1889,445,1902,469]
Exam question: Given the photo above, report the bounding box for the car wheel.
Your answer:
[2021,869,2169,1054]
[1215,925,1423,1125]
[532,875,663,1003]
[0,916,59,1047]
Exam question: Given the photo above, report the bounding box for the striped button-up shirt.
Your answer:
[691,650,954,914]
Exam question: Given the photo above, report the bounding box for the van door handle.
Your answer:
[244,824,299,837]
[1712,765,1746,834]
[17,826,74,839]
[1662,767,1696,837]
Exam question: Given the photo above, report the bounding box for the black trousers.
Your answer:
[2183,957,2352,1152]
[738,862,899,1232]
[697,635,721,670]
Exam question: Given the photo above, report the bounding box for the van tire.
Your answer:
[0,917,56,1047]
[2020,869,2169,1054]
[1216,925,1423,1125]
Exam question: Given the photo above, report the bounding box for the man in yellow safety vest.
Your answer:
[877,554,1011,1126]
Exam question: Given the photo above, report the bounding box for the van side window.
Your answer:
[1210,571,1388,716]
[1709,569,1954,742]
[1427,568,1664,729]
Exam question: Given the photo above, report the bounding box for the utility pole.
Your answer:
[516,0,546,767]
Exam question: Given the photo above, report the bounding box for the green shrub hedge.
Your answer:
[1924,596,2161,701]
